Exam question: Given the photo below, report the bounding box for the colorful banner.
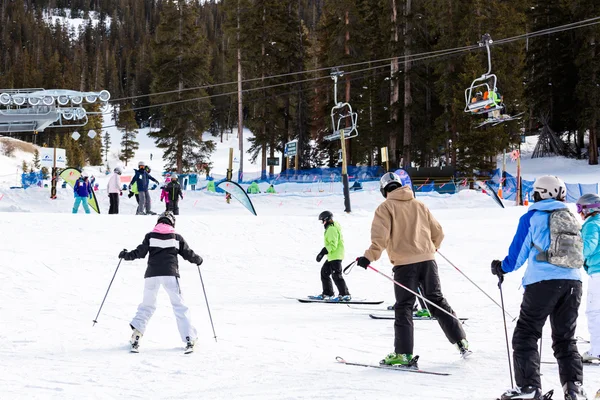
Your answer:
[59,167,101,214]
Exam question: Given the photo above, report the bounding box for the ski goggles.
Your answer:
[576,203,600,213]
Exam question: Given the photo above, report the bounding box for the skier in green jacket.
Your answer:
[311,211,351,301]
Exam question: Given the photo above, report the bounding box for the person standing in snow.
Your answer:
[165,175,184,215]
[160,176,172,212]
[119,211,204,353]
[356,172,468,366]
[492,175,586,400]
[576,193,600,364]
[107,167,123,214]
[130,161,159,215]
[311,211,351,301]
[73,174,92,214]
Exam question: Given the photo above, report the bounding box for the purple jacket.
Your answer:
[74,178,92,198]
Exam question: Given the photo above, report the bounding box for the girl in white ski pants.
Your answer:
[131,276,197,342]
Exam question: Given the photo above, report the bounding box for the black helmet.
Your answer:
[318,211,333,222]
[380,172,402,198]
[157,211,176,227]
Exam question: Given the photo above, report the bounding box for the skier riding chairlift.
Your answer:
[464,34,523,128]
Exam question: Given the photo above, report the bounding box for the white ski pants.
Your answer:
[130,276,197,343]
[587,273,600,356]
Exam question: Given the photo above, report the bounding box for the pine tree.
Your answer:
[149,0,214,173]
[118,107,139,166]
[32,149,41,170]
[21,160,29,174]
[103,130,111,167]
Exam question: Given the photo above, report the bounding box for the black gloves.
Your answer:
[356,256,370,269]
[316,247,328,262]
[491,260,504,283]
[192,255,203,266]
[119,249,128,259]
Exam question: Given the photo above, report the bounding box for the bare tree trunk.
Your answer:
[389,0,399,168]
[237,0,244,180]
[402,0,412,168]
[176,4,184,173]
[344,10,352,165]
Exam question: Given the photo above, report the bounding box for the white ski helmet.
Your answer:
[533,175,566,202]
[114,166,123,175]
[380,172,403,198]
[576,193,600,216]
[138,161,145,167]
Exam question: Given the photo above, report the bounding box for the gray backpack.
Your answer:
[532,208,584,269]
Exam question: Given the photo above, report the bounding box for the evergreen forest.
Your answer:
[2,0,600,175]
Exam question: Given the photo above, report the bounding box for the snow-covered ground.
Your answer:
[0,130,599,399]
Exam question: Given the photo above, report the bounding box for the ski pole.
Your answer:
[437,251,516,321]
[366,265,463,324]
[197,265,217,342]
[92,258,123,326]
[498,276,514,388]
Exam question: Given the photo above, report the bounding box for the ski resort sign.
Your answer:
[40,147,66,168]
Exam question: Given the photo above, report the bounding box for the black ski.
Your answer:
[294,297,384,305]
[369,313,468,321]
[335,356,450,376]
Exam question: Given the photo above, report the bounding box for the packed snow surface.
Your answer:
[0,129,599,399]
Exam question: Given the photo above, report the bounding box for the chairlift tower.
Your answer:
[324,68,358,213]
[0,88,110,133]
[0,88,110,199]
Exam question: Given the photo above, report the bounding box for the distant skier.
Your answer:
[130,161,159,215]
[72,173,92,214]
[160,176,172,212]
[310,211,350,301]
[165,175,183,215]
[492,176,586,400]
[118,211,204,353]
[576,193,600,364]
[356,172,468,366]
[107,167,123,214]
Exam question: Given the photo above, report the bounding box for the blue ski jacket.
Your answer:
[74,178,92,198]
[131,168,158,192]
[501,199,582,287]
[582,213,600,276]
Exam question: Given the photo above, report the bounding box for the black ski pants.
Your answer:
[166,201,180,215]
[393,260,465,354]
[512,279,583,389]
[320,260,349,297]
[108,193,119,214]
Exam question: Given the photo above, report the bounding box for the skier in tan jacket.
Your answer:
[356,172,468,367]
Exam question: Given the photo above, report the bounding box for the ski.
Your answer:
[347,304,394,312]
[335,356,450,376]
[184,346,195,354]
[496,390,554,400]
[369,313,468,321]
[541,360,599,366]
[293,297,383,305]
[130,343,139,353]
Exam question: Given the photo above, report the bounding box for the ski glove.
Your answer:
[119,249,129,259]
[316,247,328,262]
[192,255,203,266]
[491,260,505,283]
[356,257,371,269]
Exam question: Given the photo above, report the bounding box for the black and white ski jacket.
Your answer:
[123,223,203,278]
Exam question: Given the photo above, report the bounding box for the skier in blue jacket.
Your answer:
[73,174,92,214]
[576,193,600,363]
[492,176,586,400]
[130,161,159,215]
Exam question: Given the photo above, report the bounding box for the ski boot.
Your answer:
[130,327,143,353]
[563,382,588,400]
[498,386,543,399]
[308,294,332,301]
[380,353,416,368]
[455,338,472,358]
[331,295,351,302]
[415,309,431,318]
[582,350,600,363]
[184,336,196,354]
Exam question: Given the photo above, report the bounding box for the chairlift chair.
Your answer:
[464,34,521,128]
